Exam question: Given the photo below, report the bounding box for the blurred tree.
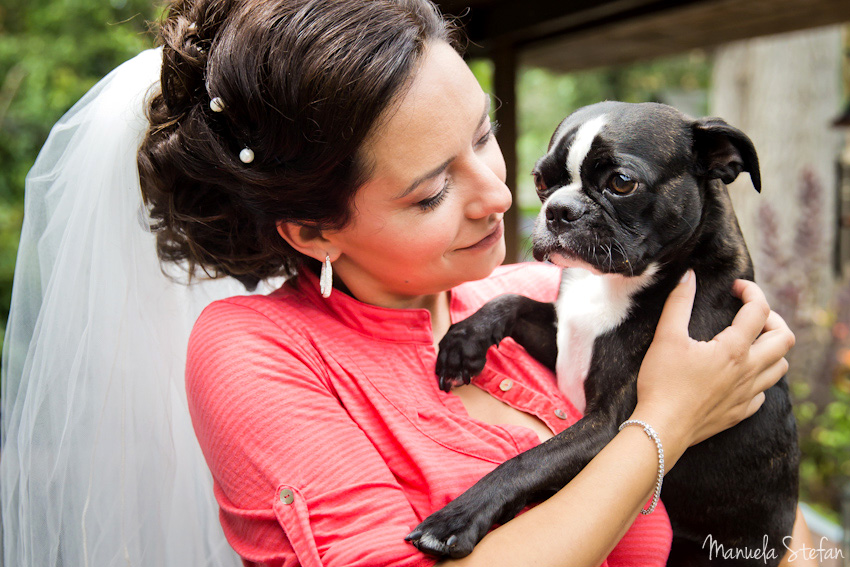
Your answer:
[712,26,846,519]
[0,0,160,347]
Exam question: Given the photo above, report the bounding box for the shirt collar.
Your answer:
[294,269,443,344]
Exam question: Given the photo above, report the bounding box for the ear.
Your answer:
[693,118,761,192]
[276,221,339,263]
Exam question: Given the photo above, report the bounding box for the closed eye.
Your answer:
[416,178,452,211]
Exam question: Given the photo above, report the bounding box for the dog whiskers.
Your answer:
[613,239,632,277]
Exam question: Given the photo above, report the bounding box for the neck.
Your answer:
[330,271,452,345]
[661,180,754,284]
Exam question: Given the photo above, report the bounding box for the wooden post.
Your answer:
[492,41,520,264]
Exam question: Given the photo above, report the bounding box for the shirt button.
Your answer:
[499,379,514,392]
[280,489,295,505]
[554,408,568,420]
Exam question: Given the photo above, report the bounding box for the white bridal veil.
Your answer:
[0,49,270,566]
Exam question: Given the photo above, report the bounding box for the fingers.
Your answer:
[714,280,771,347]
[760,311,795,348]
[731,279,767,306]
[752,323,795,360]
[743,392,766,419]
[733,281,793,341]
[655,270,696,338]
[751,357,789,394]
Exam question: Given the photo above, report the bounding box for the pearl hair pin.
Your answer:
[205,96,253,164]
[209,97,226,113]
[205,96,254,163]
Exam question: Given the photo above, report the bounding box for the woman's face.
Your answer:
[323,41,511,308]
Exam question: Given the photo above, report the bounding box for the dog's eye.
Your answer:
[532,171,547,192]
[607,173,637,195]
[532,172,549,199]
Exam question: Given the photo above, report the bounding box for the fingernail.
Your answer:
[680,270,692,284]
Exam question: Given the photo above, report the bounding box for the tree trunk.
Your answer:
[711,25,843,298]
[710,25,844,404]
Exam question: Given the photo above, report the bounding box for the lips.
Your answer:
[460,220,503,251]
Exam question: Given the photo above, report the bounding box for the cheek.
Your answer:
[656,186,701,236]
[359,207,459,261]
[405,212,460,256]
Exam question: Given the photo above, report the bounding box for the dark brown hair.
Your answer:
[138,0,458,289]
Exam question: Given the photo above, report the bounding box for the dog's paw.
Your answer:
[405,501,495,558]
[406,460,531,557]
[435,323,498,392]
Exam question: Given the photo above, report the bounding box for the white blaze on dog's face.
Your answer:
[531,101,723,278]
[539,115,608,274]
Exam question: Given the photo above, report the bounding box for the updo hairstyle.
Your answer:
[138,0,458,289]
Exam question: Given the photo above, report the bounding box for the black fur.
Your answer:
[406,102,799,566]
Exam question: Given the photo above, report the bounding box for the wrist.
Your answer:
[618,420,665,514]
[627,403,690,469]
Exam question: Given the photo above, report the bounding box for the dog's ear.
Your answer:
[692,118,761,192]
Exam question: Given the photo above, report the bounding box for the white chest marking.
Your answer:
[554,264,658,413]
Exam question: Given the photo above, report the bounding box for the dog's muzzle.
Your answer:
[544,191,587,236]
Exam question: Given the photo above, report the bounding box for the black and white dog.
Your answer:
[407,102,799,566]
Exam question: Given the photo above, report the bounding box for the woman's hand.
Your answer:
[631,270,795,464]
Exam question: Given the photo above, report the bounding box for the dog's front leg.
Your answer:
[436,294,557,391]
[406,408,619,558]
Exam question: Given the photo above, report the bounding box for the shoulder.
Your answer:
[187,282,328,388]
[185,284,335,446]
[190,280,315,341]
[450,262,561,318]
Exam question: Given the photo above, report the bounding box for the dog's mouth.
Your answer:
[540,249,627,275]
[531,217,643,277]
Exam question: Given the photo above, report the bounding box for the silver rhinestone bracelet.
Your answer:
[618,419,665,515]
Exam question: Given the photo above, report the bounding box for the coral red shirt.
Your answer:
[186,263,672,567]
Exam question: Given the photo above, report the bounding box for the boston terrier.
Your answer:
[406,102,799,566]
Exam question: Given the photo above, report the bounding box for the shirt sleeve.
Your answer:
[186,299,437,567]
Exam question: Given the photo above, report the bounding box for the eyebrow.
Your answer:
[395,94,492,200]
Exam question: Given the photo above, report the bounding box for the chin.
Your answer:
[455,242,506,286]
[546,252,606,275]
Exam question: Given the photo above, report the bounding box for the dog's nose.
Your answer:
[545,193,587,233]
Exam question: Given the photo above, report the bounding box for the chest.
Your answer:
[553,268,655,412]
[450,383,554,443]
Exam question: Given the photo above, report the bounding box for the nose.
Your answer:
[545,191,587,234]
[463,155,512,220]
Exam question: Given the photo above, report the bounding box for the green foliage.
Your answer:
[796,379,850,524]
[467,58,493,99]
[0,0,160,343]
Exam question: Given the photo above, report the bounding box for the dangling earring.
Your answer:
[320,254,333,298]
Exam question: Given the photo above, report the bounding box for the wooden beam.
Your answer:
[522,0,850,72]
[439,0,702,53]
[439,0,850,71]
[492,41,520,263]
